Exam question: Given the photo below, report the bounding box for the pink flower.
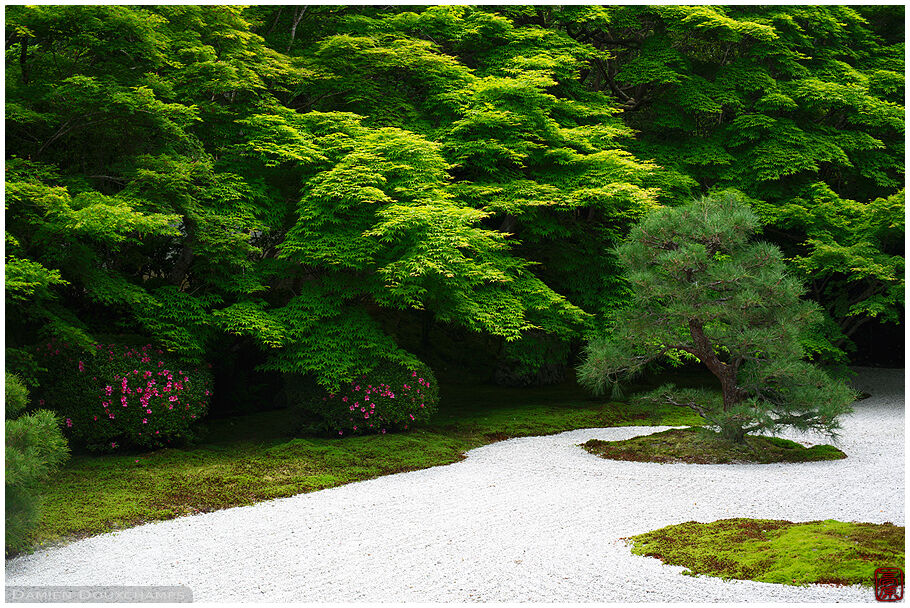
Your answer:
[381,429,386,434]
[38,399,45,406]
[409,414,415,420]
[111,442,118,448]
[65,418,73,428]
[412,371,417,377]
[142,418,148,424]
[78,361,85,372]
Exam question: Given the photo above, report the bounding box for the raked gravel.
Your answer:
[5,368,904,602]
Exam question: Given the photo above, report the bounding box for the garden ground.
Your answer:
[32,370,708,547]
[6,370,904,602]
[7,368,902,601]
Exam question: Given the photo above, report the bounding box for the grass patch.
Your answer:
[582,427,846,464]
[31,381,703,551]
[627,518,905,586]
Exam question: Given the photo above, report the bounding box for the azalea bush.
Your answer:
[294,360,439,436]
[34,340,212,452]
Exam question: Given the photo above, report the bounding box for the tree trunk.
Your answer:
[168,216,197,288]
[688,319,745,411]
[421,308,433,354]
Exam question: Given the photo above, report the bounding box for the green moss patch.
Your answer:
[627,518,905,587]
[582,427,846,464]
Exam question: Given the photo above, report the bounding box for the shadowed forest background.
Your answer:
[6,5,904,423]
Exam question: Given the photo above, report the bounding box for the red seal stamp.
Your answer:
[875,567,904,602]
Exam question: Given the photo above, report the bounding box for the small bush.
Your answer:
[6,370,30,417]
[6,372,69,556]
[33,339,213,452]
[294,360,439,436]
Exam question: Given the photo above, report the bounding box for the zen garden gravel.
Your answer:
[5,368,904,602]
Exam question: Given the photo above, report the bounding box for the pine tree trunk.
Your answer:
[688,319,748,442]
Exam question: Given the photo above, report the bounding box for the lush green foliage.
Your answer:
[578,193,856,442]
[33,340,212,452]
[628,518,904,587]
[567,5,905,353]
[291,361,439,435]
[4,6,903,414]
[5,372,69,555]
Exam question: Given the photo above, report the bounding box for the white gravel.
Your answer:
[6,368,904,602]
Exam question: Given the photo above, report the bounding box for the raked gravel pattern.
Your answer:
[6,368,904,602]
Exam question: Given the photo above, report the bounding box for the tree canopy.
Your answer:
[5,6,904,405]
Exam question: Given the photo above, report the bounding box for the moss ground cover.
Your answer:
[32,380,703,551]
[582,428,846,464]
[628,518,905,586]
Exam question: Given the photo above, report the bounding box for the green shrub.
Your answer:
[33,339,213,452]
[6,370,30,417]
[5,372,69,555]
[293,360,439,436]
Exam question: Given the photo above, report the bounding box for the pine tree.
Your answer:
[578,192,856,443]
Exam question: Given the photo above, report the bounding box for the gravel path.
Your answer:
[6,368,904,602]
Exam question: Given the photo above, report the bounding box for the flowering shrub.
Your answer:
[34,339,212,452]
[296,360,439,436]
